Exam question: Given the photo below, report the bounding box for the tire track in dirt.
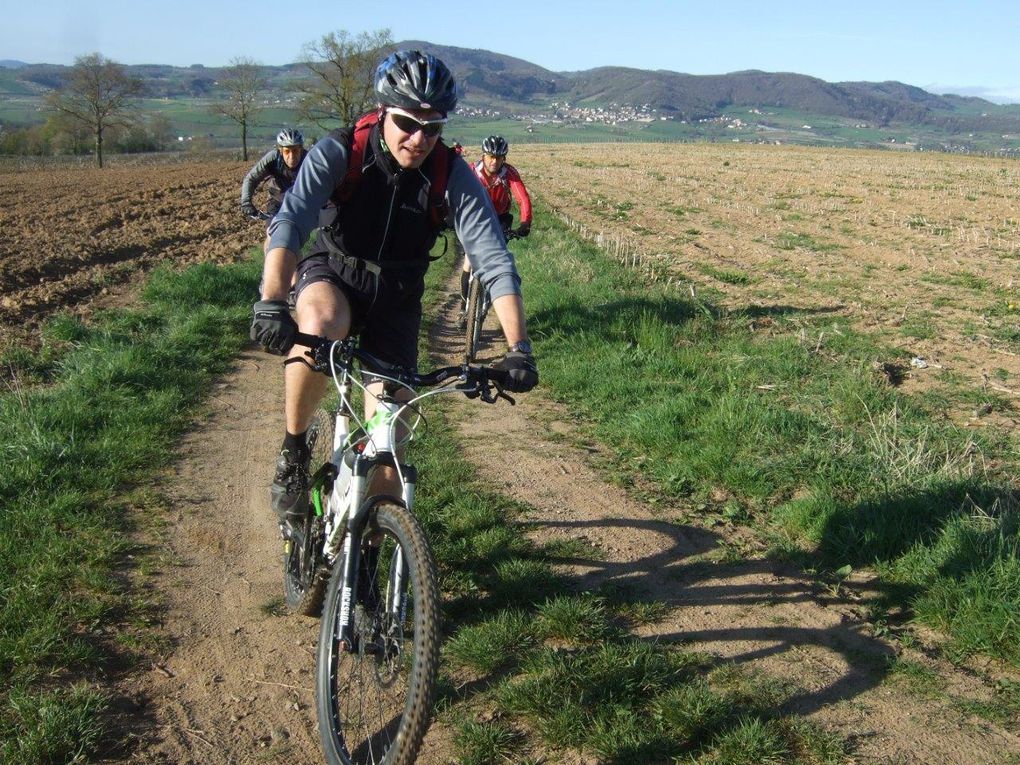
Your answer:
[109,351,325,765]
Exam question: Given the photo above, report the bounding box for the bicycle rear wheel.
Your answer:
[465,277,486,362]
[283,408,333,616]
[316,501,440,765]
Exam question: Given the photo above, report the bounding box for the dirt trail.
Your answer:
[109,349,325,764]
[108,274,1020,765]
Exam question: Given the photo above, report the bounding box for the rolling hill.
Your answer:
[3,42,1020,151]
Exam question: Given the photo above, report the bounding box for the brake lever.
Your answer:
[457,381,482,400]
[283,356,316,372]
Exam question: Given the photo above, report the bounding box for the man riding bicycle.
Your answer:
[250,50,538,529]
[240,128,307,234]
[458,134,533,318]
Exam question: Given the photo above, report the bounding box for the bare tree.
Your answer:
[211,57,268,160]
[44,53,144,168]
[295,29,393,130]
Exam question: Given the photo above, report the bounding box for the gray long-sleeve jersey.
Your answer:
[240,149,301,206]
[266,134,522,300]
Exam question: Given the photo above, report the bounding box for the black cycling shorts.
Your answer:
[293,253,423,372]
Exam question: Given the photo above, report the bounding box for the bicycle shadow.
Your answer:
[513,511,904,718]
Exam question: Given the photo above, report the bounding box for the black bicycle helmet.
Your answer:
[375,50,458,116]
[276,128,303,147]
[481,135,509,157]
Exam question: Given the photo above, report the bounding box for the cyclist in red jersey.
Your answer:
[458,135,532,315]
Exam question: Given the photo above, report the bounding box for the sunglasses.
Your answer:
[387,107,446,138]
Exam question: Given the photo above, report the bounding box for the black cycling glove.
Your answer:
[494,350,538,393]
[516,222,531,238]
[250,299,297,355]
[241,201,258,218]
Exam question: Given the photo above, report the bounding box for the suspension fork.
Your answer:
[333,457,417,651]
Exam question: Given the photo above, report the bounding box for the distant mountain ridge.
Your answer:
[5,43,1019,133]
[388,43,1019,131]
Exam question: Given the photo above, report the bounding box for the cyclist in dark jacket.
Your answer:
[240,128,306,231]
[250,51,538,526]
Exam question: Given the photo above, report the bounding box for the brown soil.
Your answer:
[0,159,255,352]
[5,156,1017,764]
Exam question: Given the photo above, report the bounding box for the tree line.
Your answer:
[0,28,392,167]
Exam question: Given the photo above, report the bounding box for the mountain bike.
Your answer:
[463,228,521,363]
[282,331,517,765]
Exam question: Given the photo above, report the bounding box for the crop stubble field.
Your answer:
[510,142,1020,417]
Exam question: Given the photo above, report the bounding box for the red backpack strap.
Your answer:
[427,141,453,229]
[335,111,381,202]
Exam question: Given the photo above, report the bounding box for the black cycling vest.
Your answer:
[312,122,442,279]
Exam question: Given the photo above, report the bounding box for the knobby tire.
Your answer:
[464,277,486,363]
[316,501,440,765]
[283,408,334,616]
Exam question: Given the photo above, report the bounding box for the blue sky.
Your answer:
[3,0,1019,102]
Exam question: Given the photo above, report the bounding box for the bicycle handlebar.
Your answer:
[290,332,514,404]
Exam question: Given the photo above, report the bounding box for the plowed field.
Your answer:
[0,159,255,352]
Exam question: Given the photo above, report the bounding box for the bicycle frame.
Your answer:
[289,332,516,763]
[300,337,489,652]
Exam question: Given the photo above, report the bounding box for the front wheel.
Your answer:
[464,277,486,363]
[316,501,440,765]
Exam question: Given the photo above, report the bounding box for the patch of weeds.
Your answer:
[453,718,522,765]
[710,541,747,564]
[446,610,538,674]
[542,536,606,561]
[490,558,565,609]
[774,232,842,252]
[899,319,937,340]
[663,204,701,219]
[616,599,672,626]
[1,685,109,765]
[885,657,947,700]
[695,263,755,286]
[260,597,288,617]
[536,594,617,643]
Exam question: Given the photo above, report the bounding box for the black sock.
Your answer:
[460,270,470,301]
[282,430,309,459]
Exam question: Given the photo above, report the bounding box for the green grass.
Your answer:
[512,208,1020,667]
[695,262,756,286]
[0,259,259,764]
[774,232,843,252]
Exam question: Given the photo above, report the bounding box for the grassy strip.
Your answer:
[0,260,260,764]
[409,415,846,764]
[414,250,846,762]
[511,208,1020,666]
